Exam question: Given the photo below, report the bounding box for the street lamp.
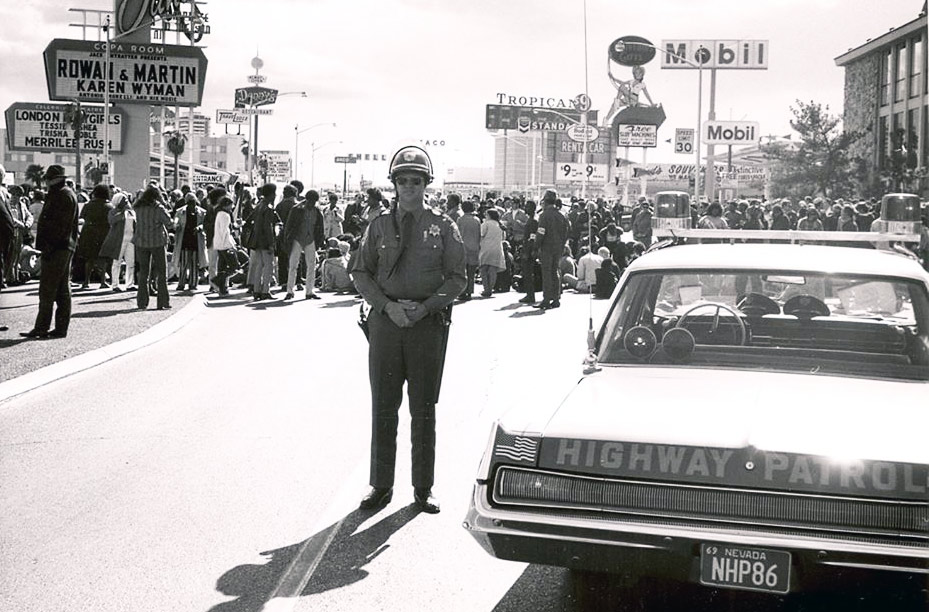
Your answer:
[613,40,707,204]
[294,122,336,183]
[310,140,342,190]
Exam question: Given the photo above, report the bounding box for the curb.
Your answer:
[0,295,207,405]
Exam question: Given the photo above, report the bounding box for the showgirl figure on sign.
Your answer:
[605,64,655,126]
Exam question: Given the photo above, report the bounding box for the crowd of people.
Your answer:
[2,158,928,338]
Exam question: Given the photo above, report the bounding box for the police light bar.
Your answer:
[652,229,921,243]
[651,190,692,230]
[880,193,922,235]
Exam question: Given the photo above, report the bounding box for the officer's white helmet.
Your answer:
[388,145,433,183]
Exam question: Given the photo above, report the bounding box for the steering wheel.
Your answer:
[675,302,747,346]
[783,294,830,319]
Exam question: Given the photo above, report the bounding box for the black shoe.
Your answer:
[518,295,535,303]
[547,301,561,309]
[306,293,321,300]
[458,294,471,301]
[359,487,393,510]
[157,304,172,310]
[19,329,49,339]
[533,301,553,309]
[47,329,67,338]
[414,488,440,514]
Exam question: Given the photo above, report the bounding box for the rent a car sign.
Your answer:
[43,39,208,106]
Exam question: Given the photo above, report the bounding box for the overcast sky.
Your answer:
[0,0,922,188]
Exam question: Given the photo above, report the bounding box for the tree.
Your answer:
[166,130,188,189]
[25,164,46,187]
[882,127,927,193]
[761,100,862,200]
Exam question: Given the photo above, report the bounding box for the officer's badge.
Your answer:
[423,223,441,242]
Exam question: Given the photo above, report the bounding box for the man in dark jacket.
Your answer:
[21,165,79,338]
[535,190,570,310]
[281,189,325,300]
[275,184,299,290]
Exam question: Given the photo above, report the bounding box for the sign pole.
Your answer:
[159,105,166,186]
[103,14,111,185]
[695,58,703,203]
[705,68,718,202]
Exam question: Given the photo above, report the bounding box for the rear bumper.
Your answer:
[463,484,929,592]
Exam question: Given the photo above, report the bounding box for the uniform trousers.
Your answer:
[367,307,445,489]
[539,248,562,303]
[33,249,73,334]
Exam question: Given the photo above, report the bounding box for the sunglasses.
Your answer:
[395,176,424,186]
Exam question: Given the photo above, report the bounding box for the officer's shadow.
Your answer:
[209,505,419,612]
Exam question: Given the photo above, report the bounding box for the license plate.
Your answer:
[699,543,791,594]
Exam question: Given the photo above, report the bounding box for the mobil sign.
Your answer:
[703,120,759,145]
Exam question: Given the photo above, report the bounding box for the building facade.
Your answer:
[835,2,928,196]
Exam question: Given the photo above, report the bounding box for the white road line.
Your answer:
[260,459,368,612]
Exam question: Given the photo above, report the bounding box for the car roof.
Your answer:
[629,244,929,280]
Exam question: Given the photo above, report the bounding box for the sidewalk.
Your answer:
[0,279,202,400]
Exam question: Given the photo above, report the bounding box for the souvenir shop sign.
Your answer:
[44,39,208,106]
[5,102,125,153]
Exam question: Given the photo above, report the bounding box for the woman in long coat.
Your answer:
[478,208,506,298]
[99,192,136,291]
[75,184,114,288]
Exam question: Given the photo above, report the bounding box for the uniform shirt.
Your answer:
[352,205,466,316]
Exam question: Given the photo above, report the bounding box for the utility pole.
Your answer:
[64,101,85,186]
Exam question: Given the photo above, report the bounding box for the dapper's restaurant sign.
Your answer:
[43,38,207,106]
[4,102,125,153]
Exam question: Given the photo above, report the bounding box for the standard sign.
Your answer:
[4,102,124,153]
[703,120,759,145]
[660,40,769,70]
[334,156,357,164]
[674,128,695,154]
[616,124,657,147]
[485,104,597,132]
[43,39,208,106]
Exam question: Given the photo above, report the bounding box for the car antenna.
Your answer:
[583,203,600,374]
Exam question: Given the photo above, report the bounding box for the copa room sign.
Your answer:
[43,38,208,106]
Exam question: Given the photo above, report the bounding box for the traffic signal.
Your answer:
[688,177,696,188]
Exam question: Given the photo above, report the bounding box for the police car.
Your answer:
[463,193,929,600]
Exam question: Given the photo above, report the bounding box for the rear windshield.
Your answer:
[598,269,929,381]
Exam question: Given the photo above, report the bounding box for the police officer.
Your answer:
[351,145,466,514]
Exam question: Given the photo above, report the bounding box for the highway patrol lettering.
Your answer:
[539,439,929,500]
[555,440,733,478]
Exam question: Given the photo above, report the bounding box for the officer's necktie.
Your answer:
[400,211,414,252]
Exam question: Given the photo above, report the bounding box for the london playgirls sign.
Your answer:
[43,39,208,106]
